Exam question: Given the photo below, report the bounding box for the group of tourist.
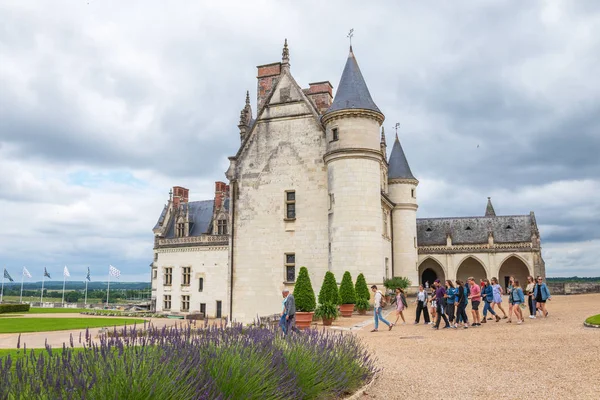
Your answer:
[370,275,552,332]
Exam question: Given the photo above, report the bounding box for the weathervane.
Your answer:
[394,122,400,139]
[347,29,354,50]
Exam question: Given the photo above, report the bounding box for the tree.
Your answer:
[355,273,370,301]
[339,271,356,305]
[293,267,316,312]
[318,271,340,305]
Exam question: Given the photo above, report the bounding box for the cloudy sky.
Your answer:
[1,0,598,281]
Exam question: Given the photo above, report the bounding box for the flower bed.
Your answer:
[0,323,377,399]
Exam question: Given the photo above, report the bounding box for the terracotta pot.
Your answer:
[339,303,354,318]
[295,312,314,330]
[322,317,333,326]
[358,309,367,315]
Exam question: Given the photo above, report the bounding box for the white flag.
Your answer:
[23,267,32,278]
[109,265,121,278]
[63,266,70,277]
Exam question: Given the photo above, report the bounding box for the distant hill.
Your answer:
[2,281,150,290]
[547,277,600,283]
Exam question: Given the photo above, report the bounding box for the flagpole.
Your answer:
[1,269,5,303]
[106,270,111,308]
[20,269,25,303]
[85,279,88,305]
[40,271,45,305]
[61,271,66,306]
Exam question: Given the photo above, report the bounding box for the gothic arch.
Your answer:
[456,255,488,283]
[418,257,446,287]
[498,254,532,290]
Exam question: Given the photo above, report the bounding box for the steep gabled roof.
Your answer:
[388,135,416,180]
[163,200,214,238]
[325,48,381,115]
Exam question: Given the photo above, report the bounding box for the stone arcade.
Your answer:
[150,41,545,321]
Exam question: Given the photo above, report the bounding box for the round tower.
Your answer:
[387,133,419,286]
[322,47,386,284]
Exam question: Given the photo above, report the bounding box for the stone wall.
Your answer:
[547,282,600,295]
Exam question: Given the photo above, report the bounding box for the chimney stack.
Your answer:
[256,62,282,111]
[306,81,333,114]
[214,181,229,209]
[172,186,189,209]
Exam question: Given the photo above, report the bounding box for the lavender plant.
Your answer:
[0,322,377,399]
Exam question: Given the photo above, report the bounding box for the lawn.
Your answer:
[29,307,89,314]
[585,314,600,325]
[0,317,145,333]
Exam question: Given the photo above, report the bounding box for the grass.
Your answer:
[0,317,145,333]
[585,314,600,326]
[28,307,89,314]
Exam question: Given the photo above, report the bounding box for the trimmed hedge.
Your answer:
[318,271,340,305]
[355,273,370,301]
[0,304,30,314]
[339,271,357,305]
[293,267,316,312]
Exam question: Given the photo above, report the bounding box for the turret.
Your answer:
[322,47,386,284]
[387,133,419,286]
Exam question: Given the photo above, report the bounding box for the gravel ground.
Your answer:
[352,293,600,399]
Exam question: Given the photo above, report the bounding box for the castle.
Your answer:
[150,41,545,321]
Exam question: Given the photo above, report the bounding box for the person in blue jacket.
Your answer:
[512,279,526,324]
[534,276,552,317]
[481,279,501,323]
[444,280,457,328]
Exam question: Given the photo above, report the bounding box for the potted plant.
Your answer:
[316,271,341,325]
[292,266,316,329]
[354,273,370,315]
[314,302,340,326]
[339,271,357,317]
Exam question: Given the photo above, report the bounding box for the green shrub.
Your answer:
[383,276,411,291]
[355,298,370,311]
[314,302,340,319]
[0,304,30,314]
[355,273,370,301]
[318,271,340,305]
[293,267,316,312]
[339,271,356,305]
[585,314,600,326]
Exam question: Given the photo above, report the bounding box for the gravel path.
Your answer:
[353,293,600,399]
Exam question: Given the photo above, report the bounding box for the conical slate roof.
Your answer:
[388,135,416,180]
[485,197,496,217]
[325,48,381,115]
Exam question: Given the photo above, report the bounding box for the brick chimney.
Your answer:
[306,81,333,114]
[214,181,228,209]
[172,186,189,209]
[257,62,281,111]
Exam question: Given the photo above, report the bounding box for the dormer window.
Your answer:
[505,225,513,229]
[426,228,432,232]
[217,219,227,235]
[465,226,472,231]
[176,223,185,237]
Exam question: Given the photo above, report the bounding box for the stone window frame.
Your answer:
[284,190,296,220]
[284,253,296,283]
[163,295,171,311]
[411,188,416,198]
[199,277,204,292]
[328,193,334,211]
[153,269,157,279]
[181,266,191,286]
[181,295,190,312]
[331,127,339,142]
[164,267,173,286]
[217,219,227,235]
[176,222,185,237]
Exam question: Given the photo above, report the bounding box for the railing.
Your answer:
[157,235,228,247]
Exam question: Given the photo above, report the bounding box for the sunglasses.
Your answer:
[537,279,543,281]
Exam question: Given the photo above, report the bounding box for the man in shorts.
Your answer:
[468,277,482,326]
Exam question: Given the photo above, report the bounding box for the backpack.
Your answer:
[379,291,387,308]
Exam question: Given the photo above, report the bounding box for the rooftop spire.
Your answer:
[388,134,416,181]
[380,126,386,145]
[245,90,250,107]
[485,197,496,217]
[324,47,382,116]
[282,38,290,68]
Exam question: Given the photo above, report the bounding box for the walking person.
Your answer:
[490,277,508,319]
[371,285,393,332]
[525,276,537,319]
[279,290,288,334]
[512,279,526,324]
[455,280,470,329]
[481,279,501,323]
[392,288,408,326]
[414,284,431,324]
[432,280,450,330]
[444,280,457,328]
[430,286,438,321]
[468,277,482,326]
[534,276,551,317]
[506,276,515,323]
[282,288,300,334]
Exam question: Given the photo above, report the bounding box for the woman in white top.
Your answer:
[414,284,431,324]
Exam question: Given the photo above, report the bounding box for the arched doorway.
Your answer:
[456,256,487,283]
[418,258,446,287]
[498,256,531,291]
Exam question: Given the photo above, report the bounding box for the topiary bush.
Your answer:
[293,267,316,312]
[339,271,357,305]
[0,304,30,314]
[318,271,340,305]
[355,273,370,301]
[383,276,411,291]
